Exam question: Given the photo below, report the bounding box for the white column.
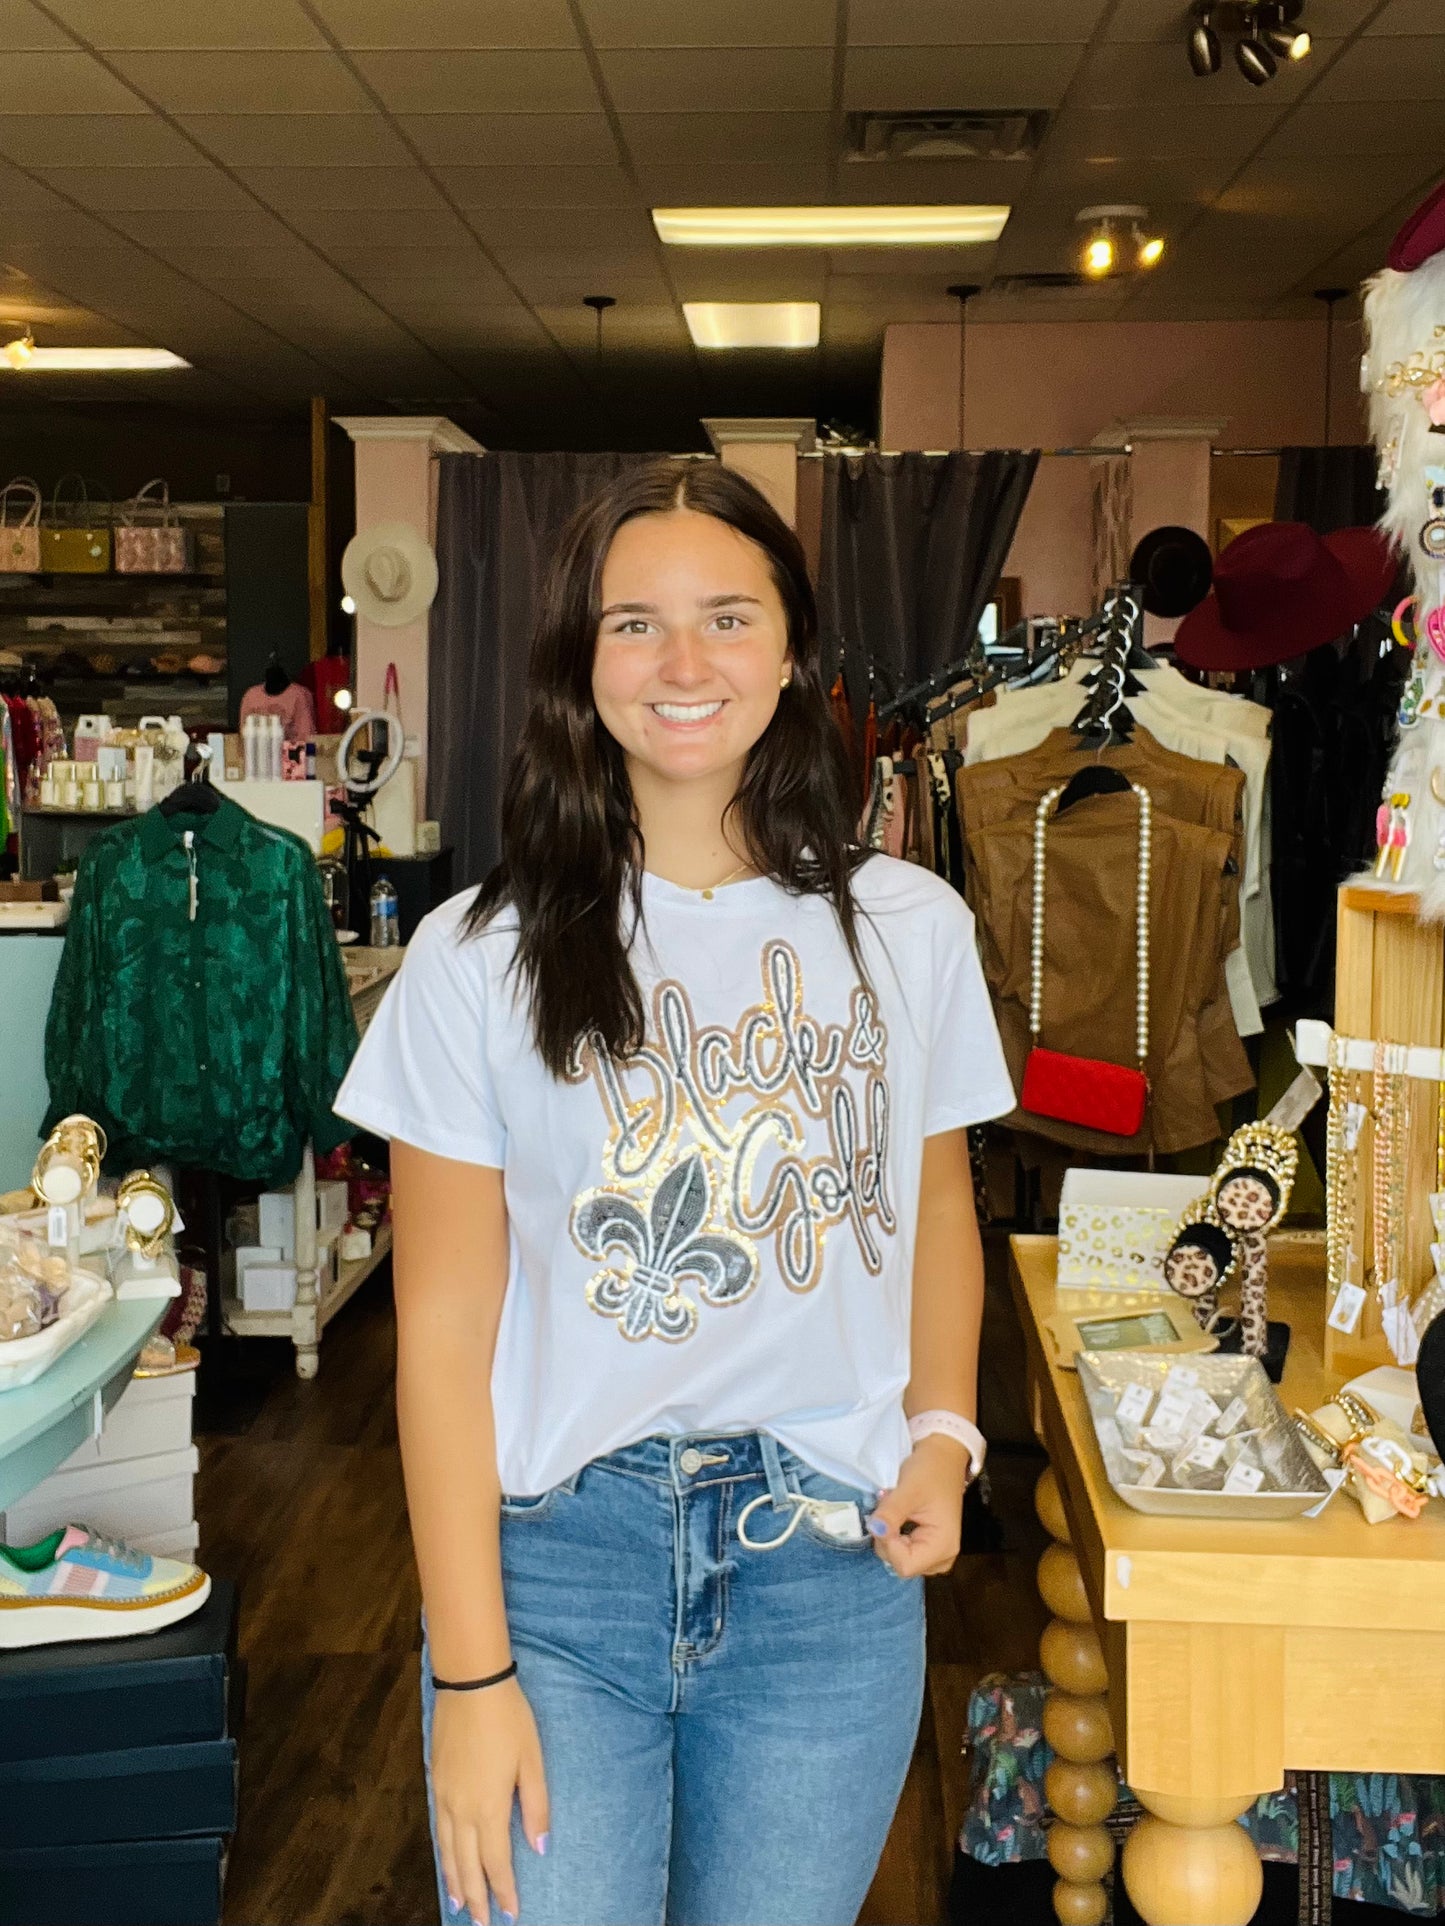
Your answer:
[1107,415,1227,648]
[701,417,816,527]
[333,415,485,808]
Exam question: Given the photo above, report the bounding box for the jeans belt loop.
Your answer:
[757,1430,794,1509]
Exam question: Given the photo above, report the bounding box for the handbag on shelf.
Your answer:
[39,472,111,573]
[114,478,193,575]
[1018,778,1152,1138]
[0,476,41,573]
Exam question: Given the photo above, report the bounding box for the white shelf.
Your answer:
[223,1219,392,1347]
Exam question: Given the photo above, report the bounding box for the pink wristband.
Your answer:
[907,1409,986,1479]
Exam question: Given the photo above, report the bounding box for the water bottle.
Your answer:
[369,875,400,948]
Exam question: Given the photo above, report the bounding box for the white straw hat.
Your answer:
[340,522,439,628]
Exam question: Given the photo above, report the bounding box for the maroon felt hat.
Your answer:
[1173,522,1396,672]
[1389,179,1445,273]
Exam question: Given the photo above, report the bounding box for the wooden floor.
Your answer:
[197,1233,1048,1926]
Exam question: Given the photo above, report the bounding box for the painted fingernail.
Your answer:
[501,1911,517,1924]
[535,1832,550,1856]
[447,1898,462,1918]
[866,1515,888,1537]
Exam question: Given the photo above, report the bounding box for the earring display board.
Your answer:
[1327,881,1444,1375]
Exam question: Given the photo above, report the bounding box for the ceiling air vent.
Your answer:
[844,111,1049,164]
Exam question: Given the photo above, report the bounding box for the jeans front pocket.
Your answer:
[499,1462,586,1521]
[786,1459,881,1553]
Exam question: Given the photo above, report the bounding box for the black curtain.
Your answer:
[815,449,1039,710]
[428,451,660,888]
[1273,446,1384,535]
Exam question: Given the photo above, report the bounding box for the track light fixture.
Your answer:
[1188,10,1222,76]
[1187,0,1308,81]
[1075,206,1165,281]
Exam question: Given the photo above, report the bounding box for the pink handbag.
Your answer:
[114,479,192,575]
[0,476,41,572]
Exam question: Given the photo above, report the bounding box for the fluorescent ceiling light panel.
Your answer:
[655,206,1008,247]
[0,346,189,371]
[684,302,821,350]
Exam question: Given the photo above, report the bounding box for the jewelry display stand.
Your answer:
[1326,881,1445,1374]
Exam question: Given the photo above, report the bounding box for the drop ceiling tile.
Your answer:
[634,162,829,204]
[0,165,74,212]
[596,48,832,112]
[666,254,827,299]
[1264,102,1445,157]
[0,52,151,113]
[581,0,834,46]
[0,206,122,248]
[1366,0,1442,30]
[0,115,202,164]
[1070,40,1329,109]
[0,2,75,49]
[45,0,326,47]
[1312,36,1445,100]
[285,204,478,249]
[177,114,411,166]
[400,114,618,164]
[313,0,577,47]
[436,164,634,207]
[35,166,257,210]
[1047,103,1279,160]
[1219,153,1430,225]
[107,50,371,113]
[1106,0,1366,40]
[236,165,445,209]
[465,204,657,250]
[493,245,661,278]
[108,205,306,248]
[848,0,1108,43]
[843,44,1083,112]
[325,248,514,289]
[351,49,599,114]
[1030,153,1235,204]
[621,113,832,164]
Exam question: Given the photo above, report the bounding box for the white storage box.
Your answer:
[2,1445,197,1547]
[258,1191,295,1259]
[59,1369,195,1472]
[127,1521,200,1562]
[1057,1170,1211,1294]
[242,1262,297,1312]
[316,1180,348,1235]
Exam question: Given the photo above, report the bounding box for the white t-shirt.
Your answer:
[335,855,1014,1496]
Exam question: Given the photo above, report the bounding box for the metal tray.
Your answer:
[1077,1351,1331,1519]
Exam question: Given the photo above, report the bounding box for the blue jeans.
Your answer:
[421,1428,925,1926]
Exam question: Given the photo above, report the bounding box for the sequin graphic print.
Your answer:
[569,942,894,1343]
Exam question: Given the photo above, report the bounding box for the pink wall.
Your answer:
[881,316,1365,616]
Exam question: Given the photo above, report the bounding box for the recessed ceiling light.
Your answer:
[0,343,189,371]
[683,303,821,350]
[655,206,1009,247]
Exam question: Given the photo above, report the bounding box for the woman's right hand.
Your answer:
[431,1678,550,1923]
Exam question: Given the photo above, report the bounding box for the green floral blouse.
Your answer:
[44,797,357,1186]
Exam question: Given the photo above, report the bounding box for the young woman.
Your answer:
[336,461,1014,1926]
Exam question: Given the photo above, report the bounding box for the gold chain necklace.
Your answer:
[699,861,753,902]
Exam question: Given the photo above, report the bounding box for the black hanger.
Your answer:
[262,649,291,697]
[1056,762,1132,814]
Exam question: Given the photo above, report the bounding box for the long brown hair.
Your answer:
[468,459,866,1075]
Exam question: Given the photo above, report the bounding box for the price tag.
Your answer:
[1222,1461,1265,1497]
[1162,1364,1201,1397]
[1343,1102,1368,1152]
[1183,1434,1226,1471]
[1116,1382,1153,1426]
[1214,1396,1250,1437]
[1328,1281,1367,1336]
[1134,1454,1165,1490]
[1264,1067,1322,1134]
[47,1205,68,1248]
[1153,1390,1195,1434]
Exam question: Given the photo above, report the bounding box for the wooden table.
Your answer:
[1009,1234,1445,1926]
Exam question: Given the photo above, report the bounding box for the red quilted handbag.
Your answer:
[1020,779,1152,1139]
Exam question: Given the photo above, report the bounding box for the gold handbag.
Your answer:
[40,472,111,573]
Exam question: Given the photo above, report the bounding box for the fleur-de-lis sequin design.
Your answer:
[574,1153,758,1343]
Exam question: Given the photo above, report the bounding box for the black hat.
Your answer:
[1129,525,1214,619]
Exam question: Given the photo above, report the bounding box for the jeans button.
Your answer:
[679,1447,704,1475]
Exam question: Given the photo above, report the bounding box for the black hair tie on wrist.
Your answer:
[431,1661,518,1693]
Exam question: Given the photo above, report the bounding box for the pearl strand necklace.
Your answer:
[1029,779,1153,1068]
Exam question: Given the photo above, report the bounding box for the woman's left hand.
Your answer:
[866,1433,973,1578]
